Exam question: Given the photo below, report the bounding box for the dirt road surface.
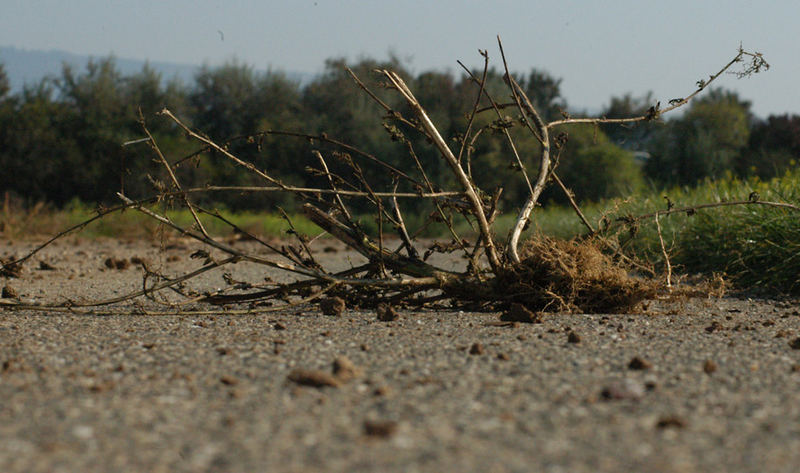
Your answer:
[1,238,799,472]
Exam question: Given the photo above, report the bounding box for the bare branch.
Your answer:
[381,70,502,272]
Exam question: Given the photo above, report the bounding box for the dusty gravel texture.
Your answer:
[1,237,800,472]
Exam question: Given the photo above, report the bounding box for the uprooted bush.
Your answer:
[0,40,784,315]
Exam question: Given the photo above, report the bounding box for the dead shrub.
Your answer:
[496,235,655,314]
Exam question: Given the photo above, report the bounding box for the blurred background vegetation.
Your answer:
[2,56,796,213]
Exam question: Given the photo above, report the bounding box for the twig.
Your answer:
[176,185,463,199]
[382,70,502,272]
[390,179,419,259]
[455,50,490,163]
[313,150,353,221]
[160,108,286,188]
[139,110,210,238]
[551,172,595,234]
[277,207,322,270]
[546,46,766,129]
[654,212,672,289]
[606,199,800,233]
[1,198,157,270]
[117,192,326,279]
[497,36,551,264]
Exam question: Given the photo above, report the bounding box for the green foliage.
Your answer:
[546,124,644,204]
[600,92,659,149]
[188,61,307,209]
[534,169,800,295]
[738,114,800,178]
[0,197,319,240]
[0,54,796,250]
[0,63,9,99]
[645,89,752,185]
[520,69,567,122]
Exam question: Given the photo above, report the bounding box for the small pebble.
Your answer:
[601,379,644,401]
[220,375,238,386]
[288,369,341,388]
[364,420,398,438]
[656,415,687,429]
[376,303,399,322]
[500,303,542,323]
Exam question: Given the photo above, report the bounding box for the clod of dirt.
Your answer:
[500,303,542,323]
[789,338,800,350]
[332,356,362,382]
[703,359,718,374]
[130,256,146,265]
[601,379,645,401]
[0,260,22,278]
[38,261,56,271]
[705,321,724,333]
[567,331,581,344]
[220,375,238,386]
[319,297,346,316]
[628,356,652,370]
[656,415,687,429]
[104,257,130,270]
[376,303,399,322]
[494,235,654,314]
[469,343,485,355]
[363,420,398,438]
[1,285,19,299]
[2,358,28,373]
[288,369,341,388]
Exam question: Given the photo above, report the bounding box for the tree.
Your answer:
[0,63,9,99]
[546,124,643,203]
[645,88,752,185]
[600,92,658,149]
[188,61,307,208]
[0,80,83,204]
[520,69,567,122]
[738,114,800,178]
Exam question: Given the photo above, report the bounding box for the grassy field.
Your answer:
[3,169,799,295]
[532,169,800,295]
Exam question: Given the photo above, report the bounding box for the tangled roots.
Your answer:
[495,235,654,314]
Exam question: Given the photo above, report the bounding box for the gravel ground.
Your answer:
[1,237,800,472]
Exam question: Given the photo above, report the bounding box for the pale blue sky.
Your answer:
[1,0,797,117]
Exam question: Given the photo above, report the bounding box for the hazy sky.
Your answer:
[1,0,797,117]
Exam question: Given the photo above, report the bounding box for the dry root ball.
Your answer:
[498,235,654,314]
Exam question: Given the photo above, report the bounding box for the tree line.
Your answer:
[0,57,797,214]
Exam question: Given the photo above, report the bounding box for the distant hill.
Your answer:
[0,46,313,92]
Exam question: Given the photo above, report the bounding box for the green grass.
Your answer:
[530,169,800,296]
